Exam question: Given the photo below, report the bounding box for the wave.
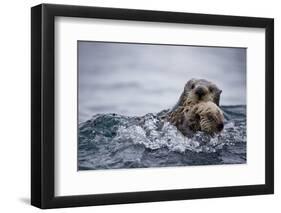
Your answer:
[78,105,246,170]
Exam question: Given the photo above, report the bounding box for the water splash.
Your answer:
[78,106,246,170]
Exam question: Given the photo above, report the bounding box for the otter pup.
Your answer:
[167,79,222,136]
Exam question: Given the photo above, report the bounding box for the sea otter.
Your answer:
[167,79,223,136]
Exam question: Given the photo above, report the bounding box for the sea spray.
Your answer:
[78,106,246,170]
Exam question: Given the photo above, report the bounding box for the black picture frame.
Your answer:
[31,3,274,209]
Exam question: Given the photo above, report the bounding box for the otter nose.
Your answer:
[217,123,224,131]
[195,87,206,97]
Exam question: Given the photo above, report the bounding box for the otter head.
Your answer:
[182,79,222,107]
[186,101,224,135]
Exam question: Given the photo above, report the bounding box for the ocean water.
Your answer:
[78,105,246,170]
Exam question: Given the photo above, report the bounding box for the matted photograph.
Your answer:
[78,41,247,170]
[31,4,273,208]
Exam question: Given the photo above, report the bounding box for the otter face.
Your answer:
[186,101,224,135]
[183,79,222,106]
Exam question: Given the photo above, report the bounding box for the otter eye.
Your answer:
[191,84,195,89]
[209,87,214,92]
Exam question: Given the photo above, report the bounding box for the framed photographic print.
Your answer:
[31,3,274,209]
